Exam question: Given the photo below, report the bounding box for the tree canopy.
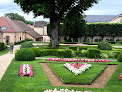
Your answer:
[14,0,99,47]
[61,9,86,41]
[5,13,34,25]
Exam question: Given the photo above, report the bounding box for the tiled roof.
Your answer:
[34,21,47,27]
[0,17,22,32]
[13,20,33,31]
[26,31,42,38]
[84,15,116,23]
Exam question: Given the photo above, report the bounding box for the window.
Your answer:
[1,27,7,30]
[20,37,21,41]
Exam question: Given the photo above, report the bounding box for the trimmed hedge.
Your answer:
[40,49,57,56]
[30,47,40,57]
[87,23,122,36]
[0,42,5,51]
[74,51,83,57]
[117,52,122,62]
[69,46,77,51]
[98,41,112,50]
[15,48,35,61]
[79,46,87,51]
[20,42,34,49]
[87,48,100,58]
[57,49,73,58]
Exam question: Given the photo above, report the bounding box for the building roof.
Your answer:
[13,20,33,31]
[34,21,47,27]
[84,15,116,23]
[0,17,22,32]
[26,31,42,38]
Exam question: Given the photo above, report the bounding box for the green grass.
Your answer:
[111,43,122,46]
[49,63,107,84]
[0,59,122,92]
[0,48,9,56]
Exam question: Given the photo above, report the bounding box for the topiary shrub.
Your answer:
[117,52,122,62]
[79,46,87,51]
[69,46,77,51]
[82,50,87,57]
[100,53,108,58]
[15,49,20,55]
[0,42,5,51]
[74,51,83,57]
[57,49,73,58]
[20,42,34,49]
[30,47,40,57]
[98,41,112,50]
[15,48,35,61]
[87,48,100,58]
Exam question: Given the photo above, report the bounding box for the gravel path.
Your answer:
[0,45,20,80]
[40,63,117,88]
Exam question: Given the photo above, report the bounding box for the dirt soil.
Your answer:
[40,63,117,88]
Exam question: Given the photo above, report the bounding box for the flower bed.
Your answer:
[19,64,33,77]
[64,63,92,75]
[47,58,109,62]
[44,88,92,92]
[119,73,122,81]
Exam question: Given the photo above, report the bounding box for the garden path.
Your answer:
[0,45,20,80]
[40,63,117,88]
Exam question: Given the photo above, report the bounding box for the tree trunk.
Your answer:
[52,20,59,48]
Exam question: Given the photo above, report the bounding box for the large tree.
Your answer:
[62,9,86,42]
[14,0,99,47]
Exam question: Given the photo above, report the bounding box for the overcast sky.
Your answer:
[0,0,122,22]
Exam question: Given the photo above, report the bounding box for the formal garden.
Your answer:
[0,41,122,92]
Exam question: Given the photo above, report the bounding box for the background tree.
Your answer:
[62,9,86,42]
[5,13,25,22]
[5,13,34,25]
[14,0,99,47]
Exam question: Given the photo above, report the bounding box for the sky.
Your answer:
[0,0,122,22]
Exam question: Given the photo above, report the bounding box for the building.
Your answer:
[0,17,42,43]
[84,14,122,23]
[33,21,50,42]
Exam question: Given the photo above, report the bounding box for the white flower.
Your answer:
[64,63,92,75]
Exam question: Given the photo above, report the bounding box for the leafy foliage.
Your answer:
[20,42,34,49]
[15,48,35,61]
[98,41,112,50]
[117,52,122,62]
[69,46,77,51]
[87,49,100,58]
[0,42,5,51]
[30,47,40,57]
[57,49,73,58]
[62,12,86,40]
[86,23,122,36]
[5,13,34,25]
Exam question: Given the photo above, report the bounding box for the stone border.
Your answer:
[40,63,118,88]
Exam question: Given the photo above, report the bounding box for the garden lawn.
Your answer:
[0,48,9,56]
[49,63,107,84]
[0,59,122,92]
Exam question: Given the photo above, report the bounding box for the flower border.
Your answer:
[19,64,33,77]
[47,58,109,63]
[44,88,92,92]
[64,63,92,75]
